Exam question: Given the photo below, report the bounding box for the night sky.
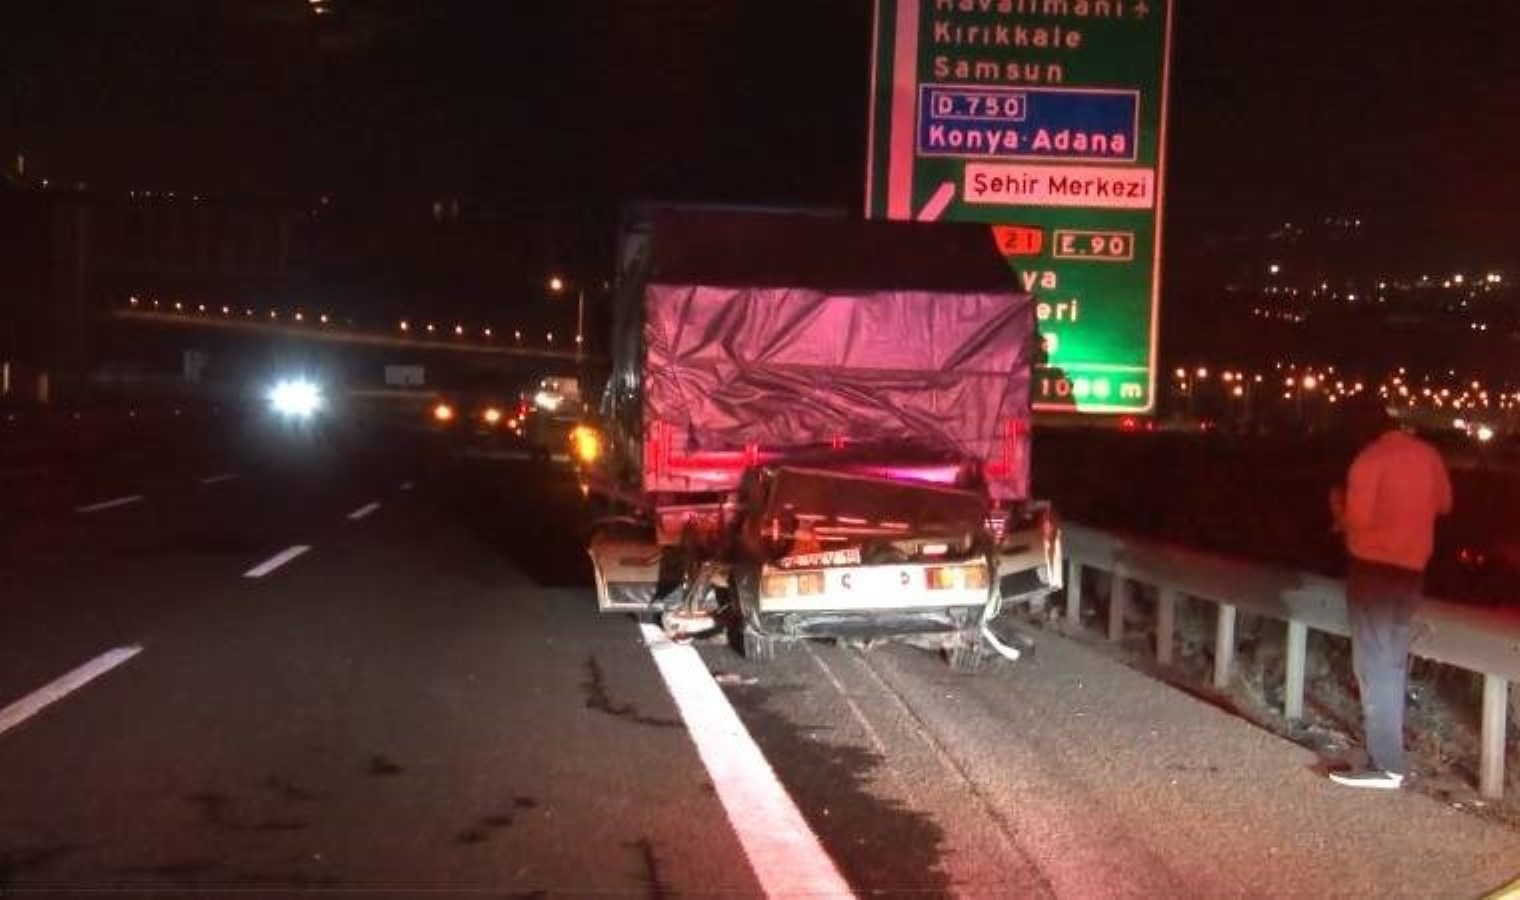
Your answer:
[3,0,1518,272]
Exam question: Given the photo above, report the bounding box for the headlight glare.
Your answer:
[268,379,322,418]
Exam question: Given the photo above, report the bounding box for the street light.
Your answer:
[548,273,585,361]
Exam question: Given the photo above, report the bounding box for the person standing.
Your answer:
[1327,395,1453,789]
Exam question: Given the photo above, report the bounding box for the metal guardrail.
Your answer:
[1061,522,1517,799]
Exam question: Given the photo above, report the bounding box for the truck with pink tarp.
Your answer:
[580,210,1060,669]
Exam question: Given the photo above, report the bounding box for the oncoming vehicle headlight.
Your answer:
[482,406,504,426]
[570,424,602,465]
[267,379,323,418]
[432,402,455,423]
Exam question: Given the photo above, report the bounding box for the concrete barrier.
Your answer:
[1062,522,1517,799]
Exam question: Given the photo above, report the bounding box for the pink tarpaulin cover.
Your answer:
[641,284,1033,500]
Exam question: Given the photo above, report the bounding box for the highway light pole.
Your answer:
[548,275,585,364]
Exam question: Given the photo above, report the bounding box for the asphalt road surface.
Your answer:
[3,410,1519,896]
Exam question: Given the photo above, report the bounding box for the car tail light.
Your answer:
[760,571,825,598]
[926,564,988,590]
[796,572,826,595]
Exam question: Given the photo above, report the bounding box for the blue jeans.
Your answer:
[1345,559,1421,774]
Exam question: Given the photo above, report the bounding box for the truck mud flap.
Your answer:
[588,531,662,613]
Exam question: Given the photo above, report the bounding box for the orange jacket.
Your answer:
[1341,430,1453,572]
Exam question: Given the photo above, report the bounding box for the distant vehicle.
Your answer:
[426,393,523,441]
[523,376,584,461]
[422,370,527,445]
[576,211,1061,670]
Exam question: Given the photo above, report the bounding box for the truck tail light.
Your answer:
[925,564,988,591]
[760,571,825,598]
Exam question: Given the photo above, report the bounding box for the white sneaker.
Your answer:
[1328,768,1405,790]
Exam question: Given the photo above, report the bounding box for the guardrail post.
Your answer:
[1108,572,1129,642]
[1481,675,1508,800]
[1156,587,1177,665]
[1284,620,1308,721]
[1065,558,1083,627]
[1213,603,1237,690]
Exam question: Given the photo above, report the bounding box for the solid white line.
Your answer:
[243,545,311,578]
[0,646,143,737]
[199,473,237,485]
[75,494,144,513]
[638,623,852,898]
[347,501,380,521]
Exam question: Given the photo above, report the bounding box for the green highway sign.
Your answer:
[865,0,1173,413]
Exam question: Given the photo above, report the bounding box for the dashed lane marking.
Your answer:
[347,501,380,521]
[0,646,144,738]
[399,481,414,491]
[199,473,237,485]
[75,494,144,514]
[638,623,852,898]
[243,545,312,579]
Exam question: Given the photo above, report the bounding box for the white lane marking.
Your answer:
[0,646,143,737]
[347,501,380,521]
[399,481,414,491]
[75,494,144,514]
[199,473,237,485]
[638,623,852,898]
[243,545,311,578]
